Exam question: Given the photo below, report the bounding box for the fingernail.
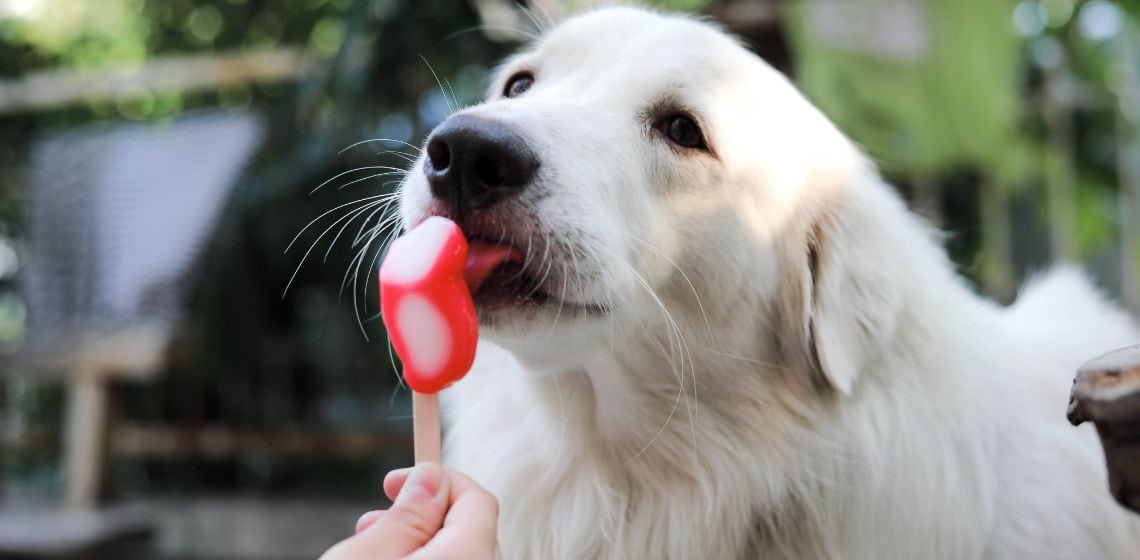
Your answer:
[395,463,446,506]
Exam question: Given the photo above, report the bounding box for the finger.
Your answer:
[384,467,413,501]
[354,510,384,534]
[407,470,500,560]
[321,463,450,560]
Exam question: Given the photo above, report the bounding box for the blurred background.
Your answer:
[0,0,1136,558]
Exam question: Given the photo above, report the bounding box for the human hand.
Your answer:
[319,462,499,560]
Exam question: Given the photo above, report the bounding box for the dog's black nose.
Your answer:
[424,114,538,212]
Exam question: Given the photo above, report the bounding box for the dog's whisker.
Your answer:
[530,1,556,29]
[525,230,557,299]
[616,233,706,467]
[350,199,399,249]
[443,75,462,114]
[593,245,693,467]
[500,222,534,286]
[691,341,790,371]
[505,227,539,286]
[522,231,535,272]
[309,166,408,195]
[338,210,389,310]
[375,224,409,388]
[337,204,401,285]
[443,25,541,42]
[350,245,377,339]
[578,246,635,351]
[322,200,391,263]
[376,149,418,163]
[497,222,508,246]
[351,208,403,253]
[362,220,403,305]
[621,231,713,339]
[338,137,423,155]
[285,194,390,254]
[284,197,392,298]
[609,250,690,382]
[518,4,547,34]
[418,54,457,116]
[342,211,403,343]
[332,207,405,385]
[353,215,408,266]
[350,212,399,295]
[544,244,571,341]
[335,171,407,192]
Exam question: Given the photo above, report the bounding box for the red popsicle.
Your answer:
[379,216,519,463]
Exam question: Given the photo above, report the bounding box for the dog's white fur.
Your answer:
[398,7,1140,559]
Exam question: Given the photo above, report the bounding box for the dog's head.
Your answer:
[398,7,904,393]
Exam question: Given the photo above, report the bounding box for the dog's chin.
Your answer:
[471,263,555,327]
[473,266,609,338]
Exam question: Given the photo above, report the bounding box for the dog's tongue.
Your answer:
[464,240,522,292]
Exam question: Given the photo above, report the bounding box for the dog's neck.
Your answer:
[470,293,868,559]
[498,280,822,475]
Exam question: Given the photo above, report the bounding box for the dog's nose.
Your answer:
[424,114,538,212]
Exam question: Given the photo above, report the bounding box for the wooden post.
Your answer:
[63,366,109,510]
[60,326,169,509]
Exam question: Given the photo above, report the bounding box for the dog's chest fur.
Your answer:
[440,338,962,560]
[444,369,762,559]
[441,286,1140,560]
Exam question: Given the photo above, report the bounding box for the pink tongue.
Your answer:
[464,241,523,292]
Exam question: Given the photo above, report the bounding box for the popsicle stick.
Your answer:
[413,391,441,464]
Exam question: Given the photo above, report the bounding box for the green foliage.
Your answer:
[0,0,361,122]
[1074,171,1117,255]
[786,0,1024,182]
[648,0,712,12]
[0,0,511,497]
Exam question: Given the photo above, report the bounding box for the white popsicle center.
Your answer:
[396,293,452,378]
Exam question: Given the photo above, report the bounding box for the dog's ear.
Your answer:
[779,187,904,395]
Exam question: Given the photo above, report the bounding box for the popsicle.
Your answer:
[378,216,519,463]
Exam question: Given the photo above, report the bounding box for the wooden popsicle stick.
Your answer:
[413,391,441,464]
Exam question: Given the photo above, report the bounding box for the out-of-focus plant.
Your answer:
[1024,0,1140,310]
[0,0,358,123]
[0,0,512,497]
[786,0,1027,297]
[786,0,1138,304]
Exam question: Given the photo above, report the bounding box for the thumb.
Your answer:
[322,463,450,560]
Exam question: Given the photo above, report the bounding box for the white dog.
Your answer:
[396,7,1140,559]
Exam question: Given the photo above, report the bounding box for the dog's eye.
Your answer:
[503,72,534,98]
[659,115,707,150]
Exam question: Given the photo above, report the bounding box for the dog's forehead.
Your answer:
[530,8,744,90]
